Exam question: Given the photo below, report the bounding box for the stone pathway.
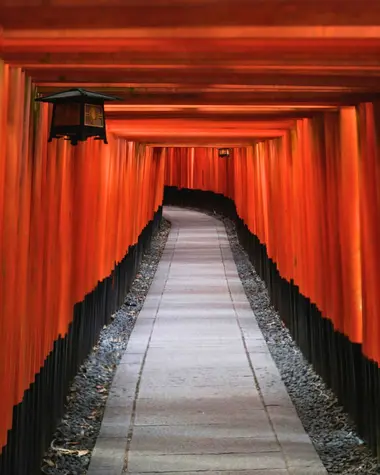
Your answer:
[87,207,327,475]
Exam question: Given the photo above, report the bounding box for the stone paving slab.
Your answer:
[88,208,327,475]
[146,341,247,350]
[129,425,278,454]
[133,400,267,425]
[137,384,260,401]
[143,353,251,369]
[156,310,238,319]
[127,453,288,472]
[128,472,288,475]
[150,328,243,340]
[138,369,255,388]
[153,318,240,329]
[88,438,128,474]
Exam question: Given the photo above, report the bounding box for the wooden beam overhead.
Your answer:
[147,142,255,147]
[3,0,380,142]
[2,2,380,30]
[109,131,286,141]
[30,73,380,89]
[35,90,378,106]
[104,111,325,122]
[5,37,380,54]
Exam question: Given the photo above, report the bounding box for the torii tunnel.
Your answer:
[2,2,380,474]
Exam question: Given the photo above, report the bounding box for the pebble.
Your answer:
[40,219,171,475]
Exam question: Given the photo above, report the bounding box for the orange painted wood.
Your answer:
[2,2,380,30]
[357,102,380,363]
[0,64,165,452]
[164,108,366,355]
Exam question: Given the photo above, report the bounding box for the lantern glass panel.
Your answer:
[53,103,81,126]
[84,104,104,128]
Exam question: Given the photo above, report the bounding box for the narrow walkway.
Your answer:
[88,207,326,475]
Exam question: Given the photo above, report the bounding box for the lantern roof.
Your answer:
[35,88,121,103]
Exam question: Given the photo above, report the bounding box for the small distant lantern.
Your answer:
[218,148,231,158]
[35,88,120,145]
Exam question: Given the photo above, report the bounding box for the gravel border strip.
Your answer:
[188,207,379,475]
[40,218,171,475]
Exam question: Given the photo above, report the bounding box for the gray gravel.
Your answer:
[40,218,171,475]
[209,209,379,475]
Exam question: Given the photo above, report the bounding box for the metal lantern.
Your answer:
[218,148,231,158]
[35,88,120,146]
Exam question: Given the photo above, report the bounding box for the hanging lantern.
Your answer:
[218,148,231,158]
[35,88,120,145]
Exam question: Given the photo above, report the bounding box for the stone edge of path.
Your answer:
[40,219,171,475]
[86,223,179,475]
[215,220,327,475]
